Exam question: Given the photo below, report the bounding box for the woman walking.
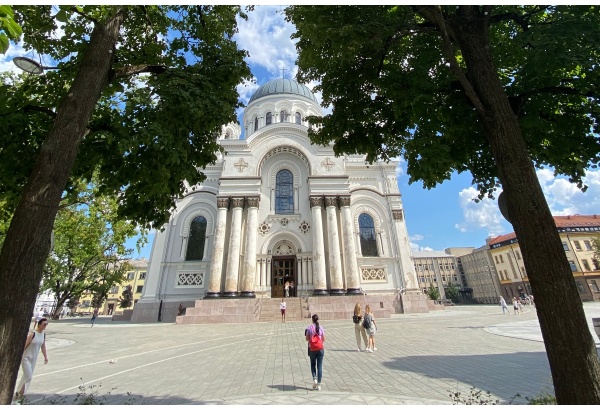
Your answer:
[14,318,49,404]
[306,314,325,390]
[364,304,377,353]
[280,298,286,323]
[352,303,368,352]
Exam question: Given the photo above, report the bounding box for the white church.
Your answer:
[131,78,431,323]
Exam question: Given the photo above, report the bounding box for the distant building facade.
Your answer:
[413,250,462,300]
[459,245,501,304]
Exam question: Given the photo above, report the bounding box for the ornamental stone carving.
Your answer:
[280,218,289,226]
[309,196,324,208]
[338,196,351,207]
[217,197,230,209]
[246,197,260,208]
[299,221,310,234]
[361,267,387,281]
[177,272,204,287]
[392,210,404,221]
[324,196,338,208]
[258,222,270,235]
[231,197,245,208]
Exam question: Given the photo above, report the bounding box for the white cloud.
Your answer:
[409,234,433,252]
[455,186,505,236]
[235,6,297,77]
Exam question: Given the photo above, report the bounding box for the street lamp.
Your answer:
[12,56,57,75]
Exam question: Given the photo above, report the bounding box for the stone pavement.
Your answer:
[17,303,600,405]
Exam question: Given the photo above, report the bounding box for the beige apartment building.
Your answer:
[459,245,502,304]
[77,258,148,315]
[487,215,600,302]
[413,250,462,300]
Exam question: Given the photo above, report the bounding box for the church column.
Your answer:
[241,197,260,298]
[267,258,272,287]
[205,197,229,298]
[260,258,266,291]
[325,196,345,295]
[302,257,308,289]
[393,209,420,292]
[222,197,244,298]
[340,196,361,294]
[310,197,328,295]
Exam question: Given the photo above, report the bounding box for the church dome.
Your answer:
[249,78,318,103]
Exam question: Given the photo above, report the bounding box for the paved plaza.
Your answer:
[19,303,600,405]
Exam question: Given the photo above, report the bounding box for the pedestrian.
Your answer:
[305,314,325,390]
[178,303,185,316]
[518,298,524,314]
[499,296,509,314]
[290,280,295,297]
[280,298,286,323]
[284,280,290,298]
[14,318,49,404]
[364,304,378,352]
[352,302,368,352]
[512,297,520,315]
[33,308,44,329]
[91,307,99,327]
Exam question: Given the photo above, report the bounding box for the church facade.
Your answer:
[132,78,421,322]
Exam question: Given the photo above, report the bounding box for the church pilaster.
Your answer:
[241,196,260,298]
[310,196,328,295]
[340,196,361,294]
[325,196,345,295]
[392,208,419,292]
[223,197,244,298]
[205,197,229,298]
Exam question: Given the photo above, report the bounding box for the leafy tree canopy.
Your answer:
[0,5,252,229]
[286,5,600,199]
[427,284,440,301]
[0,5,21,54]
[119,285,133,309]
[444,282,460,302]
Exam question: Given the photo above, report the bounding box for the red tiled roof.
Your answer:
[488,214,600,246]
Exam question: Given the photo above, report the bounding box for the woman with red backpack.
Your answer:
[305,314,326,390]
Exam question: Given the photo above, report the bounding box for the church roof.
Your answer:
[248,78,318,103]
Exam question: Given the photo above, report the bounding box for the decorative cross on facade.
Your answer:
[321,157,335,171]
[234,158,248,173]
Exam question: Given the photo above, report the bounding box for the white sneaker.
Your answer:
[357,348,361,352]
[313,379,318,389]
[317,384,321,391]
[373,347,377,351]
[366,348,372,353]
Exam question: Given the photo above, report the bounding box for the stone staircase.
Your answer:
[258,297,309,322]
[175,298,260,324]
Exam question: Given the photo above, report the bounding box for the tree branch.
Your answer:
[111,64,167,80]
[23,105,57,118]
[69,6,99,24]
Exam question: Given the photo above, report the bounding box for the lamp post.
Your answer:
[12,57,58,75]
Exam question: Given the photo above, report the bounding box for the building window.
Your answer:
[574,241,582,251]
[358,213,378,257]
[186,216,207,261]
[275,170,294,214]
[266,112,272,125]
[562,241,569,251]
[429,264,434,270]
[254,116,258,132]
[139,272,146,280]
[568,260,577,272]
[295,112,301,124]
[450,263,455,270]
[127,272,135,280]
[593,259,600,270]
[136,285,143,293]
[584,240,592,251]
[515,250,521,260]
[499,254,504,263]
[110,286,119,294]
[591,280,600,292]
[512,269,518,279]
[576,282,585,294]
[582,259,591,271]
[280,110,289,122]
[521,266,527,277]
[224,130,231,139]
[494,255,499,264]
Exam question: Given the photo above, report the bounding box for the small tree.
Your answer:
[119,285,133,309]
[445,283,460,303]
[427,284,440,301]
[91,293,105,310]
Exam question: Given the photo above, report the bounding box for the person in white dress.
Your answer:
[14,318,49,404]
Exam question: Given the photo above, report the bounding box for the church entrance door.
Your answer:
[271,256,296,298]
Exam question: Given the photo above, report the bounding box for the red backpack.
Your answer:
[308,325,323,351]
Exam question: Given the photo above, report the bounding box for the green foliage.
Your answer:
[66,298,79,310]
[91,293,105,309]
[445,283,460,302]
[592,235,600,262]
[448,387,500,405]
[119,285,133,309]
[427,284,440,301]
[285,6,600,198]
[0,5,22,54]
[0,5,252,229]
[42,182,142,317]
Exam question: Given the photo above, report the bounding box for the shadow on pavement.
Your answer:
[267,384,313,392]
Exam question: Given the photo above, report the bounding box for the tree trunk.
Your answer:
[0,11,124,404]
[451,10,600,404]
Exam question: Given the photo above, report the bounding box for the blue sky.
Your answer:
[3,5,599,259]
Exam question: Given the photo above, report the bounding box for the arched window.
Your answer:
[266,112,272,125]
[280,110,288,123]
[275,170,294,214]
[224,131,231,140]
[359,213,378,256]
[295,112,301,125]
[254,116,259,132]
[186,216,207,261]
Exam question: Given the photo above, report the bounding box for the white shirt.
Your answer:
[280,302,286,309]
